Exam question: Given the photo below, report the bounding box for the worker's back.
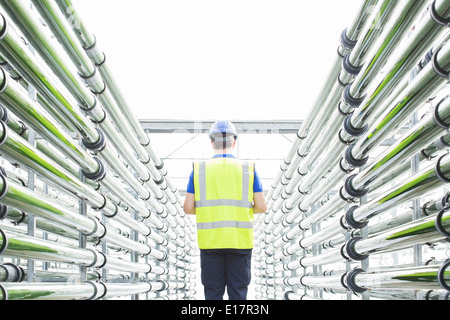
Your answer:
[193,156,255,249]
[183,120,266,300]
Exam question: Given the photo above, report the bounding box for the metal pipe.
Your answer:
[288,273,346,292]
[345,210,450,260]
[368,289,441,300]
[270,123,450,254]
[0,0,201,301]
[0,225,174,276]
[2,207,89,244]
[29,0,190,218]
[260,1,399,234]
[104,282,151,299]
[104,255,151,274]
[257,0,377,210]
[257,0,426,235]
[0,263,24,282]
[341,0,449,139]
[269,67,450,248]
[277,99,449,241]
[0,122,120,216]
[255,1,450,299]
[0,174,106,239]
[31,269,101,283]
[0,54,76,133]
[349,95,450,195]
[0,10,101,148]
[340,0,399,84]
[271,190,447,273]
[0,281,105,300]
[0,173,158,257]
[57,0,185,205]
[0,228,106,268]
[0,219,84,248]
[0,67,100,175]
[345,265,449,292]
[0,10,155,201]
[2,110,97,191]
[0,71,160,219]
[344,39,450,168]
[0,61,177,211]
[0,174,169,253]
[346,153,450,228]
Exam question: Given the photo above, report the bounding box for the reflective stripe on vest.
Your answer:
[197,220,253,230]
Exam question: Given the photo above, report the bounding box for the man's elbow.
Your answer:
[183,193,196,215]
[185,208,195,215]
[252,192,267,214]
[253,202,267,214]
[183,205,196,215]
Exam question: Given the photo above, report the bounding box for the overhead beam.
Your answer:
[140,120,303,134]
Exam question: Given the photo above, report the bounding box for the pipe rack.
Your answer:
[0,0,196,300]
[255,0,450,300]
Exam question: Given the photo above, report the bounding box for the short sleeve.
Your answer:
[186,170,195,194]
[253,169,263,193]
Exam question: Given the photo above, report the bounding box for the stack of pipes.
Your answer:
[0,0,197,300]
[254,0,450,300]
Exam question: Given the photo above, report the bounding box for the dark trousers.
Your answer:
[200,248,252,300]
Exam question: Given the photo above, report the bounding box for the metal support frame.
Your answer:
[0,0,197,300]
[140,120,303,135]
[253,0,450,301]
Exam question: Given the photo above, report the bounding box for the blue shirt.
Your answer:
[186,154,263,194]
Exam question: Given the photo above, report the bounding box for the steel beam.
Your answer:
[140,120,303,134]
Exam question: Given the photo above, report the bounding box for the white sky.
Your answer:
[71,0,363,122]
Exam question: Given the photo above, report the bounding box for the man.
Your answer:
[184,120,267,300]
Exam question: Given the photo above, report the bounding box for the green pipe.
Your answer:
[0,65,157,213]
[339,0,399,87]
[0,174,106,239]
[0,54,75,132]
[348,265,450,291]
[350,39,450,165]
[260,0,378,219]
[349,153,450,226]
[343,0,449,138]
[0,228,104,268]
[0,10,101,147]
[5,1,179,205]
[0,10,153,201]
[349,210,450,258]
[0,0,96,109]
[0,281,103,300]
[27,0,155,183]
[57,0,211,206]
[0,66,99,173]
[0,122,117,215]
[352,95,450,192]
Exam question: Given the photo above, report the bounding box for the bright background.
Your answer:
[73,0,363,121]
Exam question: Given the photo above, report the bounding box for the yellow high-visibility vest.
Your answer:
[193,157,254,249]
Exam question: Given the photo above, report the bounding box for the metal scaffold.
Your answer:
[0,0,196,300]
[254,0,450,300]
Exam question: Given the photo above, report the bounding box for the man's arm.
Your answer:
[252,192,267,214]
[183,193,196,215]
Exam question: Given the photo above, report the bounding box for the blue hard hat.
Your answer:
[209,120,238,141]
